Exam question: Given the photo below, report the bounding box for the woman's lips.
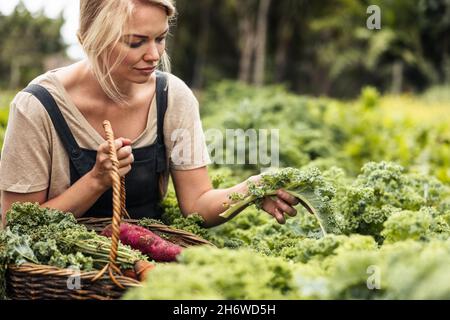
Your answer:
[135,66,156,71]
[134,66,156,75]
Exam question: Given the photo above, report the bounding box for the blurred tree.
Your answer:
[171,0,273,87]
[253,0,272,86]
[163,0,449,97]
[298,0,446,96]
[224,0,271,85]
[302,0,370,96]
[271,0,308,83]
[419,0,450,83]
[0,1,66,89]
[365,0,440,93]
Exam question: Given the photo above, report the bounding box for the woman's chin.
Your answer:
[124,74,151,84]
[132,70,156,82]
[134,77,151,84]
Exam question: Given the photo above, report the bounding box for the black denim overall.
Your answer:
[23,71,168,219]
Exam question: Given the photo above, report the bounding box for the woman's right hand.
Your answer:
[90,137,135,190]
[246,175,299,225]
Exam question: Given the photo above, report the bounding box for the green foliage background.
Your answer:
[0,0,449,300]
[0,1,449,97]
[124,84,450,299]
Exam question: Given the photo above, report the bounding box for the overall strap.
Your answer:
[155,71,169,173]
[22,84,90,176]
[24,72,169,175]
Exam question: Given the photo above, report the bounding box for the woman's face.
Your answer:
[109,3,169,84]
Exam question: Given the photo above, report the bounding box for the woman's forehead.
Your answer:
[125,3,169,36]
[124,25,169,39]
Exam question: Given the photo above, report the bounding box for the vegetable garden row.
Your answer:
[1,83,449,299]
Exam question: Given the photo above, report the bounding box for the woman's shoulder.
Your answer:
[13,62,81,111]
[163,72,195,98]
[9,71,59,121]
[163,72,198,110]
[27,68,63,92]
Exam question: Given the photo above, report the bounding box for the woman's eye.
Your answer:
[156,37,166,44]
[129,41,145,48]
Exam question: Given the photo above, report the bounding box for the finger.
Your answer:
[274,208,286,224]
[119,137,132,146]
[97,152,112,165]
[117,145,133,160]
[277,189,300,206]
[118,154,134,168]
[118,165,132,177]
[102,160,113,171]
[275,197,297,217]
[97,152,110,164]
[262,198,282,221]
[114,138,125,150]
[97,138,124,153]
[97,141,109,153]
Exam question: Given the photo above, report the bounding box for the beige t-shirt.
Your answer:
[0,70,211,199]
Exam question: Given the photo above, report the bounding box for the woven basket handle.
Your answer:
[92,120,127,288]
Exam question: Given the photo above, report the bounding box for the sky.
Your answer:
[0,0,85,60]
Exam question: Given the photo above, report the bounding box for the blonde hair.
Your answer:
[78,0,176,103]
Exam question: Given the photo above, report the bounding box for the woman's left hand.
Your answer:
[247,176,300,224]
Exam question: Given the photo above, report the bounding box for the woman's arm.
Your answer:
[171,167,299,228]
[1,138,134,227]
[1,171,107,226]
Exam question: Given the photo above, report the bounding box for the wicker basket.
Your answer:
[6,264,141,300]
[5,121,212,300]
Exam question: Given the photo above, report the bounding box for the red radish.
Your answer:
[101,223,183,262]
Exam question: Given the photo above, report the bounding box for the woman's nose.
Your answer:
[143,42,160,62]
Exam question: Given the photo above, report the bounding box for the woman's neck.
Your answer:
[78,59,152,105]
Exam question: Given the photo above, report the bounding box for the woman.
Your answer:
[0,0,298,227]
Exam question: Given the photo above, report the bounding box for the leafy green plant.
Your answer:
[220,167,337,235]
[0,202,148,298]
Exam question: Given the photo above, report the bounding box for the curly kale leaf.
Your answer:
[4,202,146,271]
[124,246,299,300]
[382,207,450,243]
[333,162,450,241]
[220,167,337,235]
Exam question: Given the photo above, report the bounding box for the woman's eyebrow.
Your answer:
[127,28,170,39]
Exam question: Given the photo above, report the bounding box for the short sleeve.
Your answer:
[167,87,212,171]
[0,92,52,193]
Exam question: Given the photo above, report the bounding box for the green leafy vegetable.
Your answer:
[220,167,337,235]
[0,202,148,299]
